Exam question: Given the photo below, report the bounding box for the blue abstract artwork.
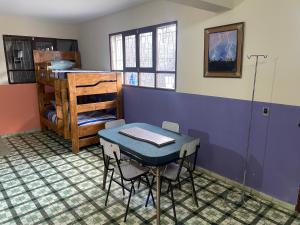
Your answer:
[208,30,237,72]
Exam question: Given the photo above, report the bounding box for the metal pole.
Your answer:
[224,54,268,207]
[241,55,268,202]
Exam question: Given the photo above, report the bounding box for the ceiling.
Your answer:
[167,0,244,12]
[0,0,242,23]
[0,0,151,23]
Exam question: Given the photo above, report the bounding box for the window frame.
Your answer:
[123,29,139,73]
[138,26,156,73]
[109,21,177,91]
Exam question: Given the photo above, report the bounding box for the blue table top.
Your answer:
[98,123,196,166]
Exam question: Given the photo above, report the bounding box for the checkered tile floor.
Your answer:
[0,131,299,225]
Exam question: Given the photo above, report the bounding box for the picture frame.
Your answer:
[204,22,244,78]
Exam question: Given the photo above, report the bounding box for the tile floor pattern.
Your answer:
[0,131,299,225]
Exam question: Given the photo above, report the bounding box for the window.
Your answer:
[110,21,177,90]
[3,35,78,84]
[139,32,153,68]
[124,34,137,68]
[110,34,123,70]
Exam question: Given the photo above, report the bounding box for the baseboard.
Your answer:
[196,166,295,212]
[0,128,41,138]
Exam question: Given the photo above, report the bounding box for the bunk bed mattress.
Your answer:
[44,70,111,79]
[44,110,116,126]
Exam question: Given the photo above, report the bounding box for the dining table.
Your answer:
[98,122,198,225]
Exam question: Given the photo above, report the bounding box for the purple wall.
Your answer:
[123,86,300,205]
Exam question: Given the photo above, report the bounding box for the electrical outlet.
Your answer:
[262,107,269,116]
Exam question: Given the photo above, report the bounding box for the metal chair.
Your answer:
[105,119,131,161]
[105,119,126,129]
[102,119,128,189]
[146,138,200,224]
[162,121,180,133]
[100,138,155,222]
[136,121,180,190]
[137,121,180,190]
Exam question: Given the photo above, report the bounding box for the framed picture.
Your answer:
[204,22,244,78]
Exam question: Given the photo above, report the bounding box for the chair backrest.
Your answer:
[105,119,126,129]
[170,138,200,180]
[100,138,121,160]
[162,121,180,133]
[180,138,200,158]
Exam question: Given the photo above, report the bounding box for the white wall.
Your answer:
[79,0,300,107]
[0,15,79,84]
[78,0,215,72]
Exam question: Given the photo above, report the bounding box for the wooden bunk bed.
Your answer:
[33,50,123,153]
[34,50,80,139]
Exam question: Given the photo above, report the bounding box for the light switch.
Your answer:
[262,107,269,116]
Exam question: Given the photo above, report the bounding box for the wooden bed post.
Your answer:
[37,83,47,130]
[75,52,81,68]
[54,80,63,136]
[61,84,70,139]
[116,72,123,119]
[68,74,80,153]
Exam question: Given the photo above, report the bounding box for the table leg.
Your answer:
[156,167,161,225]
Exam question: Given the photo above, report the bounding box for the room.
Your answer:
[0,0,299,224]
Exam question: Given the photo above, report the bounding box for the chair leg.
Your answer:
[102,155,109,190]
[189,170,199,207]
[167,182,171,193]
[121,177,125,196]
[151,175,155,185]
[131,181,136,195]
[159,177,163,196]
[137,177,141,189]
[145,186,151,207]
[105,170,114,206]
[145,175,156,207]
[102,165,108,190]
[145,175,155,207]
[124,184,134,222]
[177,177,182,190]
[169,182,177,224]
